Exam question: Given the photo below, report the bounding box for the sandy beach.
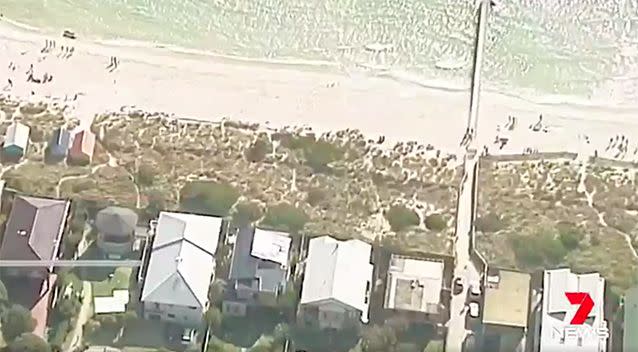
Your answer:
[1,19,638,160]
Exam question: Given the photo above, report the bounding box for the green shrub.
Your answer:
[245,138,271,163]
[180,181,239,217]
[232,200,263,226]
[306,188,328,206]
[475,212,504,233]
[262,203,308,233]
[557,224,583,250]
[385,206,419,232]
[510,231,567,269]
[424,214,447,231]
[136,163,156,186]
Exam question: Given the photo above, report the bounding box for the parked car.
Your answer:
[468,302,480,318]
[470,281,481,296]
[181,328,196,345]
[453,277,464,295]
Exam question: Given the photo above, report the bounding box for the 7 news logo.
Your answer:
[552,292,609,341]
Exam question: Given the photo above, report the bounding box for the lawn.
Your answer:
[86,318,168,348]
[92,267,132,297]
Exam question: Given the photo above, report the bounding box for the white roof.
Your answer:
[140,212,222,309]
[299,236,373,323]
[385,255,444,312]
[94,290,129,314]
[4,122,30,149]
[251,228,291,266]
[540,268,607,352]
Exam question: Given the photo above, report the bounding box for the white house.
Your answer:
[140,212,223,327]
[536,268,607,352]
[298,236,373,330]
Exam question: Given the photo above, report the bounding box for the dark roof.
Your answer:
[0,196,69,261]
[228,227,287,293]
[95,206,138,237]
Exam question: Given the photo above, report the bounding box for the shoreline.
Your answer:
[3,16,637,113]
[1,18,638,161]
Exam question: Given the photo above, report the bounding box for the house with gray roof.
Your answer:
[140,211,223,327]
[47,127,71,160]
[223,227,292,316]
[297,236,373,330]
[96,206,138,258]
[0,195,71,278]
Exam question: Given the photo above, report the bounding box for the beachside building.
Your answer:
[297,236,373,330]
[68,129,96,163]
[140,211,223,327]
[534,268,607,352]
[223,227,292,316]
[623,286,638,352]
[96,206,139,258]
[0,195,71,278]
[47,127,71,160]
[482,269,531,352]
[3,122,30,159]
[382,255,447,325]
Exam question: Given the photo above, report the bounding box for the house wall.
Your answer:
[298,301,362,330]
[143,300,203,327]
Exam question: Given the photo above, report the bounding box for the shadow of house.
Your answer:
[45,127,71,163]
[68,129,96,166]
[2,121,30,163]
[223,226,292,316]
[96,206,138,259]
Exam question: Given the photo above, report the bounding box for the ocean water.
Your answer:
[2,0,638,105]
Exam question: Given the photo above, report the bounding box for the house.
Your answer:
[382,255,446,324]
[223,227,292,316]
[47,127,71,160]
[140,211,223,327]
[534,268,607,352]
[481,269,531,352]
[0,195,71,278]
[96,206,138,258]
[3,122,30,159]
[68,129,96,163]
[623,286,638,352]
[298,236,373,330]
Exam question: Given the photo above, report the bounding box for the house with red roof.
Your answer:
[68,129,96,164]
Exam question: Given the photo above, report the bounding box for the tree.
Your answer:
[557,223,583,250]
[180,181,239,217]
[232,200,263,226]
[262,203,308,233]
[385,205,419,232]
[208,280,226,307]
[0,279,8,304]
[1,304,36,342]
[143,190,167,221]
[8,333,51,352]
[203,307,222,331]
[424,340,444,352]
[303,141,344,173]
[424,213,447,231]
[54,296,80,320]
[273,323,291,345]
[475,212,505,233]
[360,325,397,352]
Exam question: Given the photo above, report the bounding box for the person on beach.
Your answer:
[26,64,33,76]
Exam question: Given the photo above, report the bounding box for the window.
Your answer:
[189,306,197,310]
[154,303,160,309]
[167,313,175,318]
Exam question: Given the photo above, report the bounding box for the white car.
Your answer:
[181,328,196,345]
[470,282,481,296]
[468,302,480,318]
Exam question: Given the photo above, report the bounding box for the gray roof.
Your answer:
[228,227,291,293]
[140,212,222,309]
[0,196,69,261]
[96,206,138,237]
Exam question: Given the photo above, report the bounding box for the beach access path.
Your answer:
[1,19,638,158]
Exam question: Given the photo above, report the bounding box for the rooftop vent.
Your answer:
[17,229,28,236]
[175,256,183,263]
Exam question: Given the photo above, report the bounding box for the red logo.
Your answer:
[565,292,594,325]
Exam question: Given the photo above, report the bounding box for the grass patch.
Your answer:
[92,267,132,297]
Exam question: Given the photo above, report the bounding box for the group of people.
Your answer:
[106,56,120,72]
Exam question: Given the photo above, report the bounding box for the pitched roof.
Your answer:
[96,206,138,237]
[69,129,96,159]
[4,122,30,149]
[0,196,69,261]
[228,227,291,293]
[300,236,373,322]
[140,212,222,308]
